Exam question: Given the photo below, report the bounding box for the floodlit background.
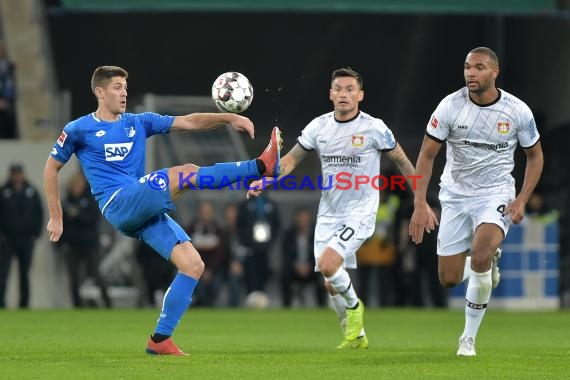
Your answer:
[0,0,568,310]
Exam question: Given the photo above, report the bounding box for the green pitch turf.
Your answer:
[1,308,569,379]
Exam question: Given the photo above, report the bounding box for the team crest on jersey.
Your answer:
[351,135,364,147]
[497,121,510,135]
[430,115,438,128]
[57,131,67,147]
[125,126,136,138]
[104,142,134,161]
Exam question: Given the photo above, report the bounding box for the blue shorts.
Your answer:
[103,169,191,260]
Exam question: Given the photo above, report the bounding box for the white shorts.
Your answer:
[314,217,375,269]
[437,187,514,256]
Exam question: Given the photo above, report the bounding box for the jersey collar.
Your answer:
[334,111,360,124]
[91,113,123,123]
[468,89,502,107]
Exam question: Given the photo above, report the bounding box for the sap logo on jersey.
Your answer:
[104,142,134,161]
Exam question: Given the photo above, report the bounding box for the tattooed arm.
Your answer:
[385,143,419,194]
[277,144,309,178]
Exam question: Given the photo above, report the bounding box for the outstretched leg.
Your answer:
[169,127,282,199]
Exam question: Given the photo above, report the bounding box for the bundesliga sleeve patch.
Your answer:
[57,131,68,147]
[430,115,438,129]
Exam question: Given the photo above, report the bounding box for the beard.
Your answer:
[467,81,490,94]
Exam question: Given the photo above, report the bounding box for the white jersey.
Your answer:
[426,87,540,197]
[297,111,397,226]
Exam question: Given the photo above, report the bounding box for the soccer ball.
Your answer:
[244,291,270,309]
[211,72,254,113]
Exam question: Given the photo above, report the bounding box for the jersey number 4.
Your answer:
[496,204,506,216]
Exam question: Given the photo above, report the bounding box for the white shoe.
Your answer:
[492,248,502,289]
[456,336,476,356]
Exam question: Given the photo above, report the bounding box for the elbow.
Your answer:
[44,158,63,181]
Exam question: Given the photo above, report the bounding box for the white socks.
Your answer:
[329,293,347,322]
[326,269,365,338]
[462,269,492,340]
[462,256,472,283]
[325,268,358,308]
[329,293,348,334]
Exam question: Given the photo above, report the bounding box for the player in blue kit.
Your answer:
[43,66,282,355]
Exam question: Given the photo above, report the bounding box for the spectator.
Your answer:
[397,195,448,307]
[393,191,421,307]
[237,193,280,295]
[525,191,559,223]
[136,240,176,307]
[280,207,326,307]
[185,200,226,307]
[0,40,17,139]
[415,199,448,308]
[0,163,43,308]
[59,172,111,308]
[357,189,400,307]
[221,203,247,307]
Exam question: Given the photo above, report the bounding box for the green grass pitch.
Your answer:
[1,308,569,379]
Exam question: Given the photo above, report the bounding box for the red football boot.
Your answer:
[146,336,188,356]
[257,126,282,177]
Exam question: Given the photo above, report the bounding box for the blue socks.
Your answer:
[154,272,198,336]
[194,160,261,189]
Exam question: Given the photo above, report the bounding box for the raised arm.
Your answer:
[170,113,255,139]
[246,143,309,198]
[409,135,443,244]
[44,156,65,242]
[505,141,543,224]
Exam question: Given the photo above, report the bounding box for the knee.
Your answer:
[317,260,336,278]
[439,271,462,288]
[169,164,199,187]
[191,258,206,278]
[470,253,493,272]
[172,163,199,175]
[182,163,199,174]
[176,254,205,278]
[316,253,341,278]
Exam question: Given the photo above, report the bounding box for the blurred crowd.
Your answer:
[0,162,564,310]
[0,163,567,310]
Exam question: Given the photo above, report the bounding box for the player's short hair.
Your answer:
[468,47,499,67]
[91,66,128,95]
[331,67,363,89]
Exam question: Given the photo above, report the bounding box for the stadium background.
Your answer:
[0,0,568,309]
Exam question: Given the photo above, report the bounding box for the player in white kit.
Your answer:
[409,47,544,356]
[248,68,437,348]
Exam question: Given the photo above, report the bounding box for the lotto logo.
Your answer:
[104,142,133,161]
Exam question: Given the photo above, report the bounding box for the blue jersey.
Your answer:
[51,112,174,210]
